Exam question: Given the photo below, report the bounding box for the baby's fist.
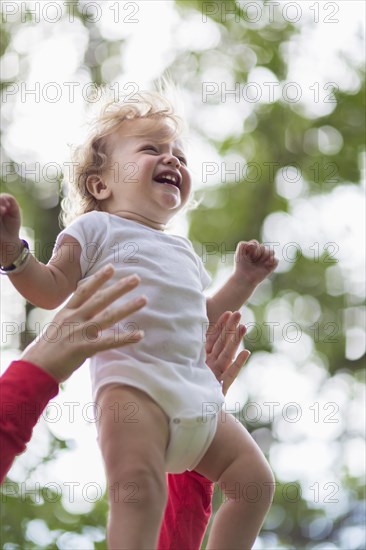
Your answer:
[0,193,22,266]
[234,240,278,286]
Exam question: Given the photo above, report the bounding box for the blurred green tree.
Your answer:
[1,1,364,548]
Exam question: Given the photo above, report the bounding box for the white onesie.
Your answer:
[55,211,225,472]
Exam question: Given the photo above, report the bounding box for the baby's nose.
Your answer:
[163,154,181,168]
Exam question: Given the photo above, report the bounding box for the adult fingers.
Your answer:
[211,322,245,378]
[221,349,251,395]
[205,311,231,355]
[76,273,142,320]
[210,311,241,360]
[67,264,115,309]
[89,327,145,354]
[91,294,147,331]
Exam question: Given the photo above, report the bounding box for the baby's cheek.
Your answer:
[183,171,192,193]
[118,163,139,186]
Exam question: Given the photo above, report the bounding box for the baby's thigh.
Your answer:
[97,384,170,476]
[194,412,272,485]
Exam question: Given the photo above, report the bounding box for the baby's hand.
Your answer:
[0,193,23,266]
[234,240,278,287]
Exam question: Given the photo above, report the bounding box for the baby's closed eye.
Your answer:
[141,145,159,153]
[141,144,188,166]
[176,155,187,166]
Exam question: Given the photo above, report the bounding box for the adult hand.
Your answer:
[205,311,250,395]
[21,264,147,382]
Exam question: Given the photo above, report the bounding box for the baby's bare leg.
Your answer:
[98,384,170,549]
[194,412,274,549]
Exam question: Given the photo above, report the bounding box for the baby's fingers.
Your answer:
[0,194,19,216]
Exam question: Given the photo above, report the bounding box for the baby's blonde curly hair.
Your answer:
[61,90,186,227]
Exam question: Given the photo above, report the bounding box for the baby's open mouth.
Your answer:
[153,171,181,189]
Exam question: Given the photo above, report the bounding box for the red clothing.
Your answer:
[0,360,58,482]
[158,472,214,549]
[0,360,213,548]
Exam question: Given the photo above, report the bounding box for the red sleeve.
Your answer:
[0,360,59,483]
[158,471,214,549]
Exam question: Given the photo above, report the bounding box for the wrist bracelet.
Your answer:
[0,239,31,275]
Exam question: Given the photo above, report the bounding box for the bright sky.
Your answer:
[1,1,365,547]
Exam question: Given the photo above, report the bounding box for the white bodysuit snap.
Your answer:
[55,211,224,472]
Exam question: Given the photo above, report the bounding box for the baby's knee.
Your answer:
[245,455,275,513]
[108,462,167,509]
[245,450,274,496]
[257,458,275,505]
[220,451,275,509]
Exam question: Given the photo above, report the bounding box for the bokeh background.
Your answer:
[0,1,365,548]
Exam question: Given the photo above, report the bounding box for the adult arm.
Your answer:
[0,361,59,483]
[0,265,146,483]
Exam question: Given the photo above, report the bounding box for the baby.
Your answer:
[0,91,278,548]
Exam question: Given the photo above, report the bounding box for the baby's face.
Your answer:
[101,118,192,227]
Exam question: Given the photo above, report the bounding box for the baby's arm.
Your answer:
[0,194,81,309]
[207,240,278,324]
[10,235,81,309]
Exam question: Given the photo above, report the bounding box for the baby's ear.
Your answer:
[86,175,111,200]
